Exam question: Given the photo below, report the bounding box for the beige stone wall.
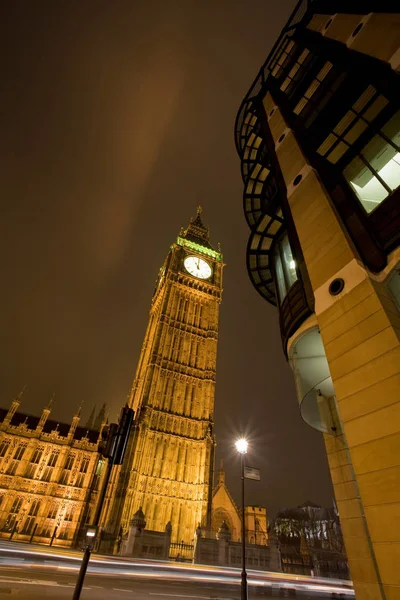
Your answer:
[0,408,102,546]
[107,241,223,545]
[262,87,400,598]
[307,13,400,68]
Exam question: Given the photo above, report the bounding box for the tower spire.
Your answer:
[181,207,212,248]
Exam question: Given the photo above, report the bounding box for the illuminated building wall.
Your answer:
[235,3,400,598]
[104,208,224,546]
[0,396,106,546]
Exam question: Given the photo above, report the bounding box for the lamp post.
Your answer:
[235,438,248,600]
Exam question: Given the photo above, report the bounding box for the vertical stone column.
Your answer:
[266,94,400,599]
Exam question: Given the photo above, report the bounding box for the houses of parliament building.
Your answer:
[0,209,224,549]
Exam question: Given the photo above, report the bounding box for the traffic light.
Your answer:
[113,405,134,465]
[98,422,118,459]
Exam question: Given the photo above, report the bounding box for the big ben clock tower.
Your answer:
[108,208,223,546]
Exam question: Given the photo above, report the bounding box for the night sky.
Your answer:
[1,1,333,517]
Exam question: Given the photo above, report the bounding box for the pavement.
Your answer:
[0,541,354,599]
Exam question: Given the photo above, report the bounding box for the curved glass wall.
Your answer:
[289,328,336,435]
[273,233,298,303]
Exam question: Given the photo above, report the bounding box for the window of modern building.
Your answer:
[280,49,313,99]
[344,110,400,213]
[293,63,348,128]
[273,233,298,303]
[270,38,297,79]
[315,85,400,213]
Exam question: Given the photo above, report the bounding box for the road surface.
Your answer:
[0,541,354,599]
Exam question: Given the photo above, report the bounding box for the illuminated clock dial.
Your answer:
[184,256,212,280]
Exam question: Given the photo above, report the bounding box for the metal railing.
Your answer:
[234,0,315,155]
[169,541,194,561]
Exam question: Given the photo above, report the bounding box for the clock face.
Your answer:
[184,256,212,280]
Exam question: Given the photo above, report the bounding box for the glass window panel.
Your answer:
[353,85,376,113]
[344,156,389,213]
[327,141,349,164]
[274,250,286,303]
[260,237,272,250]
[363,135,400,191]
[317,134,337,156]
[304,80,319,100]
[363,96,389,123]
[381,110,400,146]
[256,214,271,233]
[334,111,356,135]
[268,220,282,235]
[281,235,298,289]
[294,97,308,115]
[344,119,368,144]
[250,235,260,250]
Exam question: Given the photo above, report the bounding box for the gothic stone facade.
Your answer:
[103,209,224,546]
[0,398,105,546]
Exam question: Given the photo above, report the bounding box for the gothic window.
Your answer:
[41,450,59,482]
[4,497,22,530]
[74,473,84,487]
[64,504,74,522]
[13,444,26,461]
[47,503,58,520]
[64,454,75,471]
[58,523,70,539]
[21,499,41,535]
[6,443,26,475]
[25,447,44,479]
[273,233,298,303]
[31,448,43,464]
[79,456,90,474]
[59,453,75,485]
[0,438,11,458]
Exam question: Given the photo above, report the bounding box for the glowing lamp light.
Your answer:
[289,259,296,269]
[86,525,97,539]
[235,438,248,455]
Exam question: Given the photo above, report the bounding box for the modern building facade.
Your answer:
[0,394,106,546]
[103,208,224,546]
[235,2,400,599]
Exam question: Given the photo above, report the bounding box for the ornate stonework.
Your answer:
[105,209,224,545]
[0,396,106,546]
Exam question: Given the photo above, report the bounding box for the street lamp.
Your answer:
[235,438,248,600]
